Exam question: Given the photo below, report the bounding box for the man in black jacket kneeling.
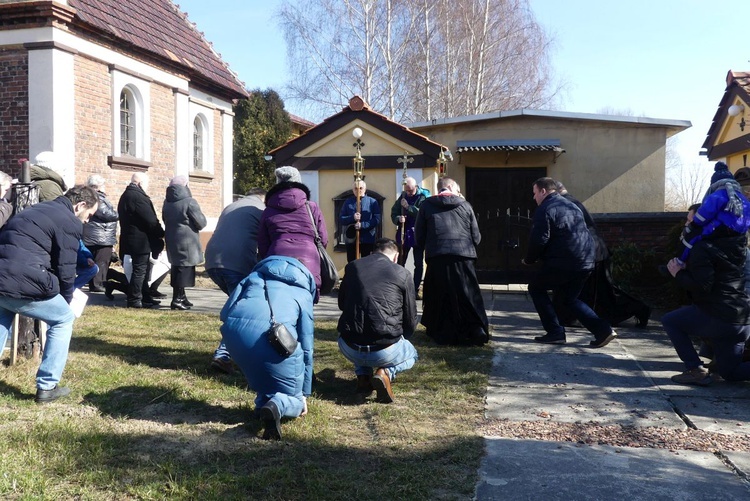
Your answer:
[337,238,418,403]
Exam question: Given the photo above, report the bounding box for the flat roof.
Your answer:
[407,109,692,130]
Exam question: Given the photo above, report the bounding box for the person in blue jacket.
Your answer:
[339,180,381,262]
[220,256,316,440]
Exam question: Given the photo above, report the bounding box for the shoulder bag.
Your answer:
[305,201,339,294]
[263,280,298,358]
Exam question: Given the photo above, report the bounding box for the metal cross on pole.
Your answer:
[396,152,413,259]
[352,128,365,259]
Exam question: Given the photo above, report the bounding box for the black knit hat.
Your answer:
[711,161,733,185]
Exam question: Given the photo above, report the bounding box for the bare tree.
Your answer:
[665,161,710,211]
[278,0,561,122]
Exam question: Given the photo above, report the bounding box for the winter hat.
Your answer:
[275,166,301,184]
[34,151,56,170]
[169,175,188,187]
[710,161,733,185]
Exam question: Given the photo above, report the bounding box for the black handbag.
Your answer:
[305,202,339,294]
[263,280,298,357]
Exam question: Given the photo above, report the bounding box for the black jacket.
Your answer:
[675,234,750,324]
[0,196,81,303]
[414,193,481,260]
[525,192,594,272]
[83,190,118,247]
[118,183,164,256]
[337,252,417,347]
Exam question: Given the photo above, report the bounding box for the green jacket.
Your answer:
[30,165,67,202]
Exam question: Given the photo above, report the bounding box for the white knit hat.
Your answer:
[34,151,56,170]
[275,166,301,184]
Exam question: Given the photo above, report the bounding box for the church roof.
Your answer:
[0,1,246,98]
[62,0,246,98]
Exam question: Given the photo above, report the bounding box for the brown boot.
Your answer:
[372,368,394,403]
[356,375,373,394]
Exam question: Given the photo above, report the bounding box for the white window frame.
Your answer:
[111,71,150,161]
[189,103,214,174]
[192,113,210,172]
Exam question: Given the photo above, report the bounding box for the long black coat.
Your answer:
[0,196,81,302]
[83,190,118,247]
[414,193,481,260]
[337,252,417,347]
[117,183,164,256]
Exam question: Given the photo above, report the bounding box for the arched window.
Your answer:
[193,116,204,171]
[120,88,136,157]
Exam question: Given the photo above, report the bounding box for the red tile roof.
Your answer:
[68,0,247,98]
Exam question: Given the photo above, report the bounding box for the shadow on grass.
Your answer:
[82,384,252,426]
[0,380,31,401]
[45,426,484,499]
[71,335,219,375]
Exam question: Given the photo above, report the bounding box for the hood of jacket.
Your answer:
[253,255,317,296]
[165,184,192,203]
[265,181,311,211]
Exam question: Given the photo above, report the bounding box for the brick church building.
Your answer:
[0,0,247,221]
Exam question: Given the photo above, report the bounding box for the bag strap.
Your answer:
[262,279,276,326]
[304,201,322,244]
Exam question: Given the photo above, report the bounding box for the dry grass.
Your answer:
[0,306,493,500]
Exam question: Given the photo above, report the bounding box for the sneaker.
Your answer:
[589,331,617,348]
[534,334,566,344]
[260,401,282,440]
[210,357,234,374]
[35,385,71,404]
[671,367,712,386]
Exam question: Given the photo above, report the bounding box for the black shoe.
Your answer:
[149,290,167,299]
[469,326,489,346]
[35,385,71,404]
[589,331,618,348]
[260,401,282,440]
[104,282,114,300]
[181,297,194,308]
[88,285,105,293]
[127,301,156,309]
[142,298,161,307]
[635,307,651,328]
[534,334,566,344]
[170,300,190,311]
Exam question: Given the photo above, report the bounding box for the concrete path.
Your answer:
[477,291,750,500]
[85,285,750,498]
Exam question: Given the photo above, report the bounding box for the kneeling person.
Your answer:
[220,256,316,440]
[337,238,418,403]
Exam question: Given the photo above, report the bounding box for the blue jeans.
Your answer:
[207,268,248,361]
[528,268,612,338]
[255,391,305,419]
[337,336,418,381]
[0,295,76,390]
[662,305,750,381]
[75,263,99,290]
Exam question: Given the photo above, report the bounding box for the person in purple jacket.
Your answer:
[258,166,329,303]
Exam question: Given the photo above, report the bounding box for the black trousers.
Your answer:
[127,253,153,305]
[87,245,113,288]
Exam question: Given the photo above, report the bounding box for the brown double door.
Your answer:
[465,167,546,284]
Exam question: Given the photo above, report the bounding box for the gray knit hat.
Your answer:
[275,166,301,184]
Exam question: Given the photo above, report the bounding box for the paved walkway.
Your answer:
[86,285,750,499]
[478,291,750,500]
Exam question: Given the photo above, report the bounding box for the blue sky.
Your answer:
[176,0,750,168]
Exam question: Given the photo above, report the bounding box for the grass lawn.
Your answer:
[0,305,493,500]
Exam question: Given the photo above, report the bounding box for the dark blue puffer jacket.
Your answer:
[0,196,82,303]
[220,256,317,398]
[524,192,595,272]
